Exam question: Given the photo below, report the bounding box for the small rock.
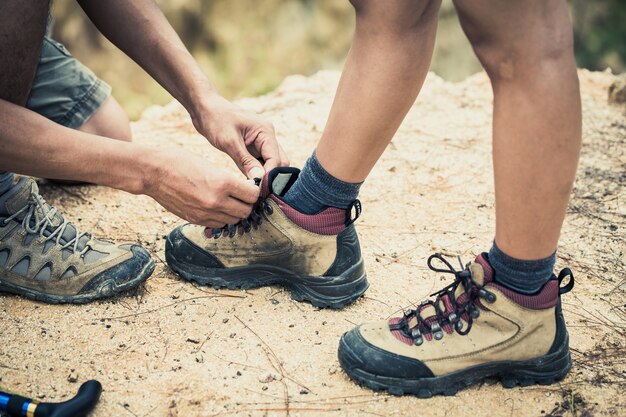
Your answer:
[300,389,309,395]
[609,77,626,105]
[261,385,269,391]
[67,371,78,383]
[328,365,338,375]
[258,372,276,383]
[270,299,279,305]
[222,318,229,324]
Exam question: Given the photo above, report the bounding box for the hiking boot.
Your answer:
[0,177,155,304]
[165,167,368,309]
[338,253,574,397]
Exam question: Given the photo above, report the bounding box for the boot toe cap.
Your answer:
[79,244,154,295]
[338,325,435,380]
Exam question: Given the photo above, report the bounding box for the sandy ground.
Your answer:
[1,70,625,417]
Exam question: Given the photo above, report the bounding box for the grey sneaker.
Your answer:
[0,177,155,304]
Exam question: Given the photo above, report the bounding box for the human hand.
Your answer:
[145,148,260,227]
[190,93,289,179]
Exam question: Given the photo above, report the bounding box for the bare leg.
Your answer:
[0,0,49,105]
[453,0,581,260]
[316,0,442,183]
[78,96,132,142]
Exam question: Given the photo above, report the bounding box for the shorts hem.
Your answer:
[58,78,112,129]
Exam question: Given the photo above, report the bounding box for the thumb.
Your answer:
[225,138,265,180]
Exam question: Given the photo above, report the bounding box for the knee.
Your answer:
[468,30,574,83]
[79,96,132,142]
[349,0,441,34]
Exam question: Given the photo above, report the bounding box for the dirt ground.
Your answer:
[1,70,625,417]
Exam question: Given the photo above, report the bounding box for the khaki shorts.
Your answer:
[26,37,111,129]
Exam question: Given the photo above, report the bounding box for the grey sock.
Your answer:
[488,240,556,295]
[282,152,362,214]
[0,172,14,196]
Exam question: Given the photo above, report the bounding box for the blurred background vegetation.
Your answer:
[50,0,626,119]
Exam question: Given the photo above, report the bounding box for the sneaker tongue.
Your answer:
[0,177,36,217]
[0,177,89,250]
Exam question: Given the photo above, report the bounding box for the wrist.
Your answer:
[135,147,165,197]
[181,77,220,118]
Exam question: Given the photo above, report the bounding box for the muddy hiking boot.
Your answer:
[165,167,368,309]
[338,253,575,397]
[0,177,155,304]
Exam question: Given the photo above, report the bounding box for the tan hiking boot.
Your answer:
[338,253,575,397]
[165,167,368,309]
[0,177,155,303]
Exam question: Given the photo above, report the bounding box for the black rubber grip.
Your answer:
[34,380,102,417]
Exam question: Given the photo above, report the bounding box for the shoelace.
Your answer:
[389,253,497,345]
[211,199,273,239]
[1,191,90,255]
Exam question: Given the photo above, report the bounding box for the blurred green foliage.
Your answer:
[50,0,626,120]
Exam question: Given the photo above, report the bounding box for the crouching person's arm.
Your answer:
[77,0,288,178]
[0,99,259,227]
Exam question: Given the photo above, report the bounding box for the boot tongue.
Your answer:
[410,255,491,332]
[262,167,301,198]
[0,177,90,250]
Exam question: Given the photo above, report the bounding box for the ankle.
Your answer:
[282,152,362,215]
[487,241,556,295]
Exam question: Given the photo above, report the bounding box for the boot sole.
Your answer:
[165,246,368,309]
[337,331,572,397]
[0,258,155,305]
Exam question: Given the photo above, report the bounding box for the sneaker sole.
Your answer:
[0,257,155,305]
[337,331,572,397]
[165,243,368,309]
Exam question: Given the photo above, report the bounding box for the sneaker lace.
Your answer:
[1,191,90,255]
[210,198,274,239]
[389,253,496,345]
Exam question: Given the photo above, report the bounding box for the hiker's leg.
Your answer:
[454,0,581,292]
[317,0,441,183]
[283,0,442,214]
[78,95,132,142]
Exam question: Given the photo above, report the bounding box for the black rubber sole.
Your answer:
[338,331,572,397]
[165,245,369,309]
[0,258,155,305]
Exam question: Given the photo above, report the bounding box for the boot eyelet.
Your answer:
[413,336,423,346]
[430,323,444,340]
[470,308,480,319]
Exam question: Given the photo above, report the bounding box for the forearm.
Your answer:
[0,99,156,194]
[77,0,214,114]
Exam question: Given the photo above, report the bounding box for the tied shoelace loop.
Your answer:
[389,253,496,345]
[1,191,90,255]
[211,199,273,239]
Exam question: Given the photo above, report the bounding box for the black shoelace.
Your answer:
[389,253,497,345]
[210,199,273,239]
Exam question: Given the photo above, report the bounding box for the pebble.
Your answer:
[67,371,78,383]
